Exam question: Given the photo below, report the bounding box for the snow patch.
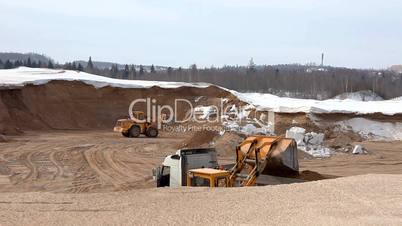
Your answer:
[336,118,402,140]
[302,146,332,158]
[233,91,402,116]
[304,132,324,146]
[352,145,367,154]
[285,127,306,146]
[333,90,383,101]
[286,127,331,158]
[194,106,216,120]
[0,67,211,89]
[240,124,258,135]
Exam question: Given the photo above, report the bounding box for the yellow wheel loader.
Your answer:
[153,135,299,188]
[114,111,158,138]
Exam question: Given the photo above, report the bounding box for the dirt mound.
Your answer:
[2,79,400,149]
[296,170,335,181]
[324,130,363,151]
[0,81,233,135]
[213,132,244,158]
[179,130,218,149]
[274,113,321,136]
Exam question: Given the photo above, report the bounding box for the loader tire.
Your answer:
[122,132,130,137]
[146,127,158,138]
[129,125,141,138]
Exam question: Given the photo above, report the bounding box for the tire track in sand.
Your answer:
[83,148,131,191]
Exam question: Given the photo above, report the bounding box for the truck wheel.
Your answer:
[129,125,141,138]
[122,132,129,137]
[146,127,158,138]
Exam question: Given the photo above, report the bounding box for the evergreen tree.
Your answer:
[150,64,156,73]
[4,60,13,69]
[72,62,77,70]
[111,64,119,78]
[139,65,145,75]
[27,57,32,67]
[247,57,256,74]
[48,60,54,69]
[37,61,42,68]
[189,64,197,82]
[123,64,129,79]
[0,59,3,69]
[130,65,137,79]
[77,63,84,71]
[65,62,71,70]
[14,60,22,68]
[167,67,173,75]
[190,64,198,74]
[86,56,94,72]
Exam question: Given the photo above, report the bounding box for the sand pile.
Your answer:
[179,130,219,149]
[0,174,400,226]
[1,79,401,153]
[0,81,233,135]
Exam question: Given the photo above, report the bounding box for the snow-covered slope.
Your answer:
[0,67,211,89]
[1,67,402,116]
[336,118,402,140]
[234,92,402,115]
[333,90,384,101]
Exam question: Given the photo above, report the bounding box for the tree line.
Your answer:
[0,57,56,69]
[134,64,402,99]
[1,56,401,99]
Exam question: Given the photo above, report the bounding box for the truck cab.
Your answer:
[153,148,218,187]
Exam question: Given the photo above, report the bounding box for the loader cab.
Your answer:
[132,111,146,122]
[187,168,230,187]
[153,148,218,187]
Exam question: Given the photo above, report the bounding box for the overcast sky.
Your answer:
[1,0,401,68]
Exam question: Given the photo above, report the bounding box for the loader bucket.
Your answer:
[237,136,299,177]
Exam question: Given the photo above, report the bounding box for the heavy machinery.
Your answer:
[153,135,299,187]
[153,148,218,187]
[114,111,159,138]
[227,135,298,186]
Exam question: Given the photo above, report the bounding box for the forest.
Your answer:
[1,55,401,99]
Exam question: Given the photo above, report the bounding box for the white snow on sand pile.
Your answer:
[1,67,402,116]
[0,67,211,89]
[194,106,216,120]
[234,92,402,115]
[286,127,332,158]
[333,90,384,101]
[336,118,402,140]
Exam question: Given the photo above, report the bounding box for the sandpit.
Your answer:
[1,131,401,193]
[0,174,400,226]
[1,69,402,225]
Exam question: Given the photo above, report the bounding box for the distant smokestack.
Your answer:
[321,53,324,67]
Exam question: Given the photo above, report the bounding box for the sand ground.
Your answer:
[0,130,190,192]
[0,130,402,192]
[0,131,401,225]
[299,141,402,176]
[0,174,400,225]
[0,131,402,193]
